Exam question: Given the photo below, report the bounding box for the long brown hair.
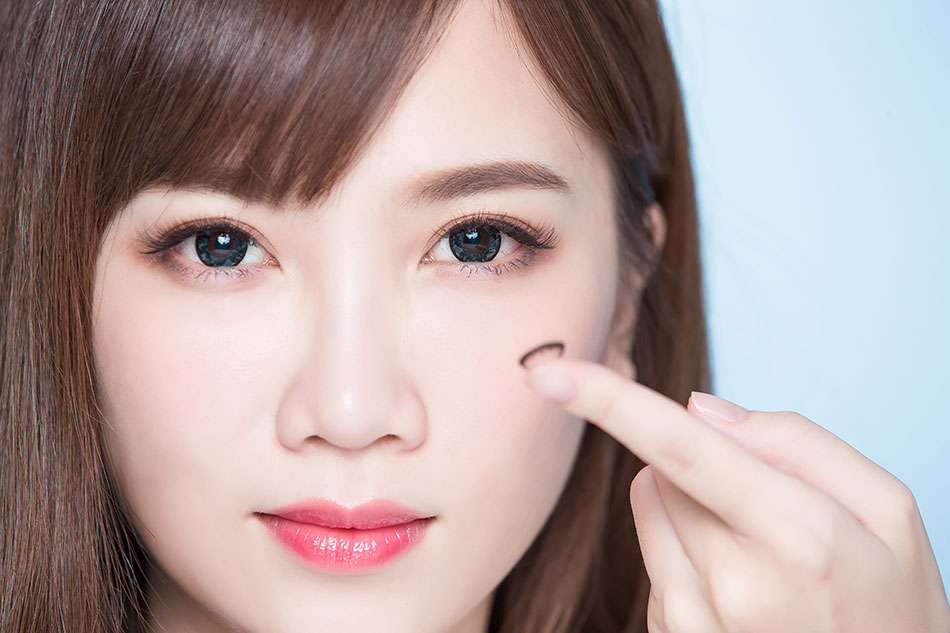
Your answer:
[0,1,709,632]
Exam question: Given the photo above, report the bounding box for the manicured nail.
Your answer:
[689,391,748,423]
[526,364,576,403]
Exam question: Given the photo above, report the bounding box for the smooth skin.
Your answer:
[92,1,638,631]
[89,0,949,629]
[525,359,950,632]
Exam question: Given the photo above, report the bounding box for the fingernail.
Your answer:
[689,391,748,423]
[526,365,576,403]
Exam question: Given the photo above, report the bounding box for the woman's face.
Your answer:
[92,1,649,632]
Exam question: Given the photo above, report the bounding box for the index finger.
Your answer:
[526,358,832,538]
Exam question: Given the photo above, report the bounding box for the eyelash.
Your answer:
[138,217,272,283]
[137,210,560,283]
[428,210,559,277]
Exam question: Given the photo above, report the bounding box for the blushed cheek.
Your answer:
[412,246,618,426]
[413,243,618,476]
[411,251,614,577]
[91,272,291,514]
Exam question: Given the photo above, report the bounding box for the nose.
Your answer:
[274,268,428,454]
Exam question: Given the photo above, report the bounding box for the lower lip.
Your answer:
[258,514,432,573]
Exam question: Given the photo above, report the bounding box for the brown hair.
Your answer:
[0,1,709,632]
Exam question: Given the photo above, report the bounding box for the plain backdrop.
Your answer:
[658,0,950,596]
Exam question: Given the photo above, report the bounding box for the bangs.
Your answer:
[83,0,461,209]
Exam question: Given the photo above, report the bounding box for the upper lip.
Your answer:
[261,498,432,530]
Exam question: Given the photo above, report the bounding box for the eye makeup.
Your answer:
[136,209,560,284]
[137,216,276,283]
[518,341,566,369]
[430,209,558,254]
[138,217,268,258]
[456,256,534,278]
[424,209,559,278]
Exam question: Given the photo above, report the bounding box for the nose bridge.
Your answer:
[274,233,425,453]
[324,262,397,381]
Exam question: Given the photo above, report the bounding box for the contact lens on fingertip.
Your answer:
[518,341,565,369]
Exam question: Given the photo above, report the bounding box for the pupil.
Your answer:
[449,225,501,262]
[195,229,249,267]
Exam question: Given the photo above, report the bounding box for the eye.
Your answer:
[139,218,274,282]
[432,224,508,263]
[424,211,559,276]
[188,227,264,268]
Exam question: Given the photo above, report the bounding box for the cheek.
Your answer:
[413,241,617,443]
[92,273,290,525]
[409,241,617,563]
[92,217,619,589]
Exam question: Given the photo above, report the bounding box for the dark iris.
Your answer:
[449,225,501,262]
[194,229,249,267]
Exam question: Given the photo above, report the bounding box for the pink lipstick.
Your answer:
[256,499,433,573]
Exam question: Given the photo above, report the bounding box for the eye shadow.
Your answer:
[518,341,565,369]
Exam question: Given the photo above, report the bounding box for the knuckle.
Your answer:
[660,589,708,633]
[655,431,699,483]
[773,409,811,425]
[881,477,923,547]
[780,506,841,579]
[707,565,763,629]
[776,410,815,440]
[887,478,919,519]
[768,410,811,434]
[707,562,802,632]
[594,384,624,426]
[767,411,815,450]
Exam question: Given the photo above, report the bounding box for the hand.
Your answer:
[525,359,950,633]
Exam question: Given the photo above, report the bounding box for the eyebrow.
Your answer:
[403,160,573,205]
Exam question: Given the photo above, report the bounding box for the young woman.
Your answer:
[1,1,947,632]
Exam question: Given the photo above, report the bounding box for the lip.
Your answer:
[256,499,434,573]
[264,498,430,529]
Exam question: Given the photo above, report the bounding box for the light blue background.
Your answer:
[659,0,950,597]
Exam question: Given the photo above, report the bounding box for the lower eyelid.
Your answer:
[147,240,272,285]
[453,247,543,278]
[160,253,266,283]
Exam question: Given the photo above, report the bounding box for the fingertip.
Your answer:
[689,391,749,424]
[524,363,577,403]
[687,391,698,411]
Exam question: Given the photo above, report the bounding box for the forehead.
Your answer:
[316,0,610,212]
